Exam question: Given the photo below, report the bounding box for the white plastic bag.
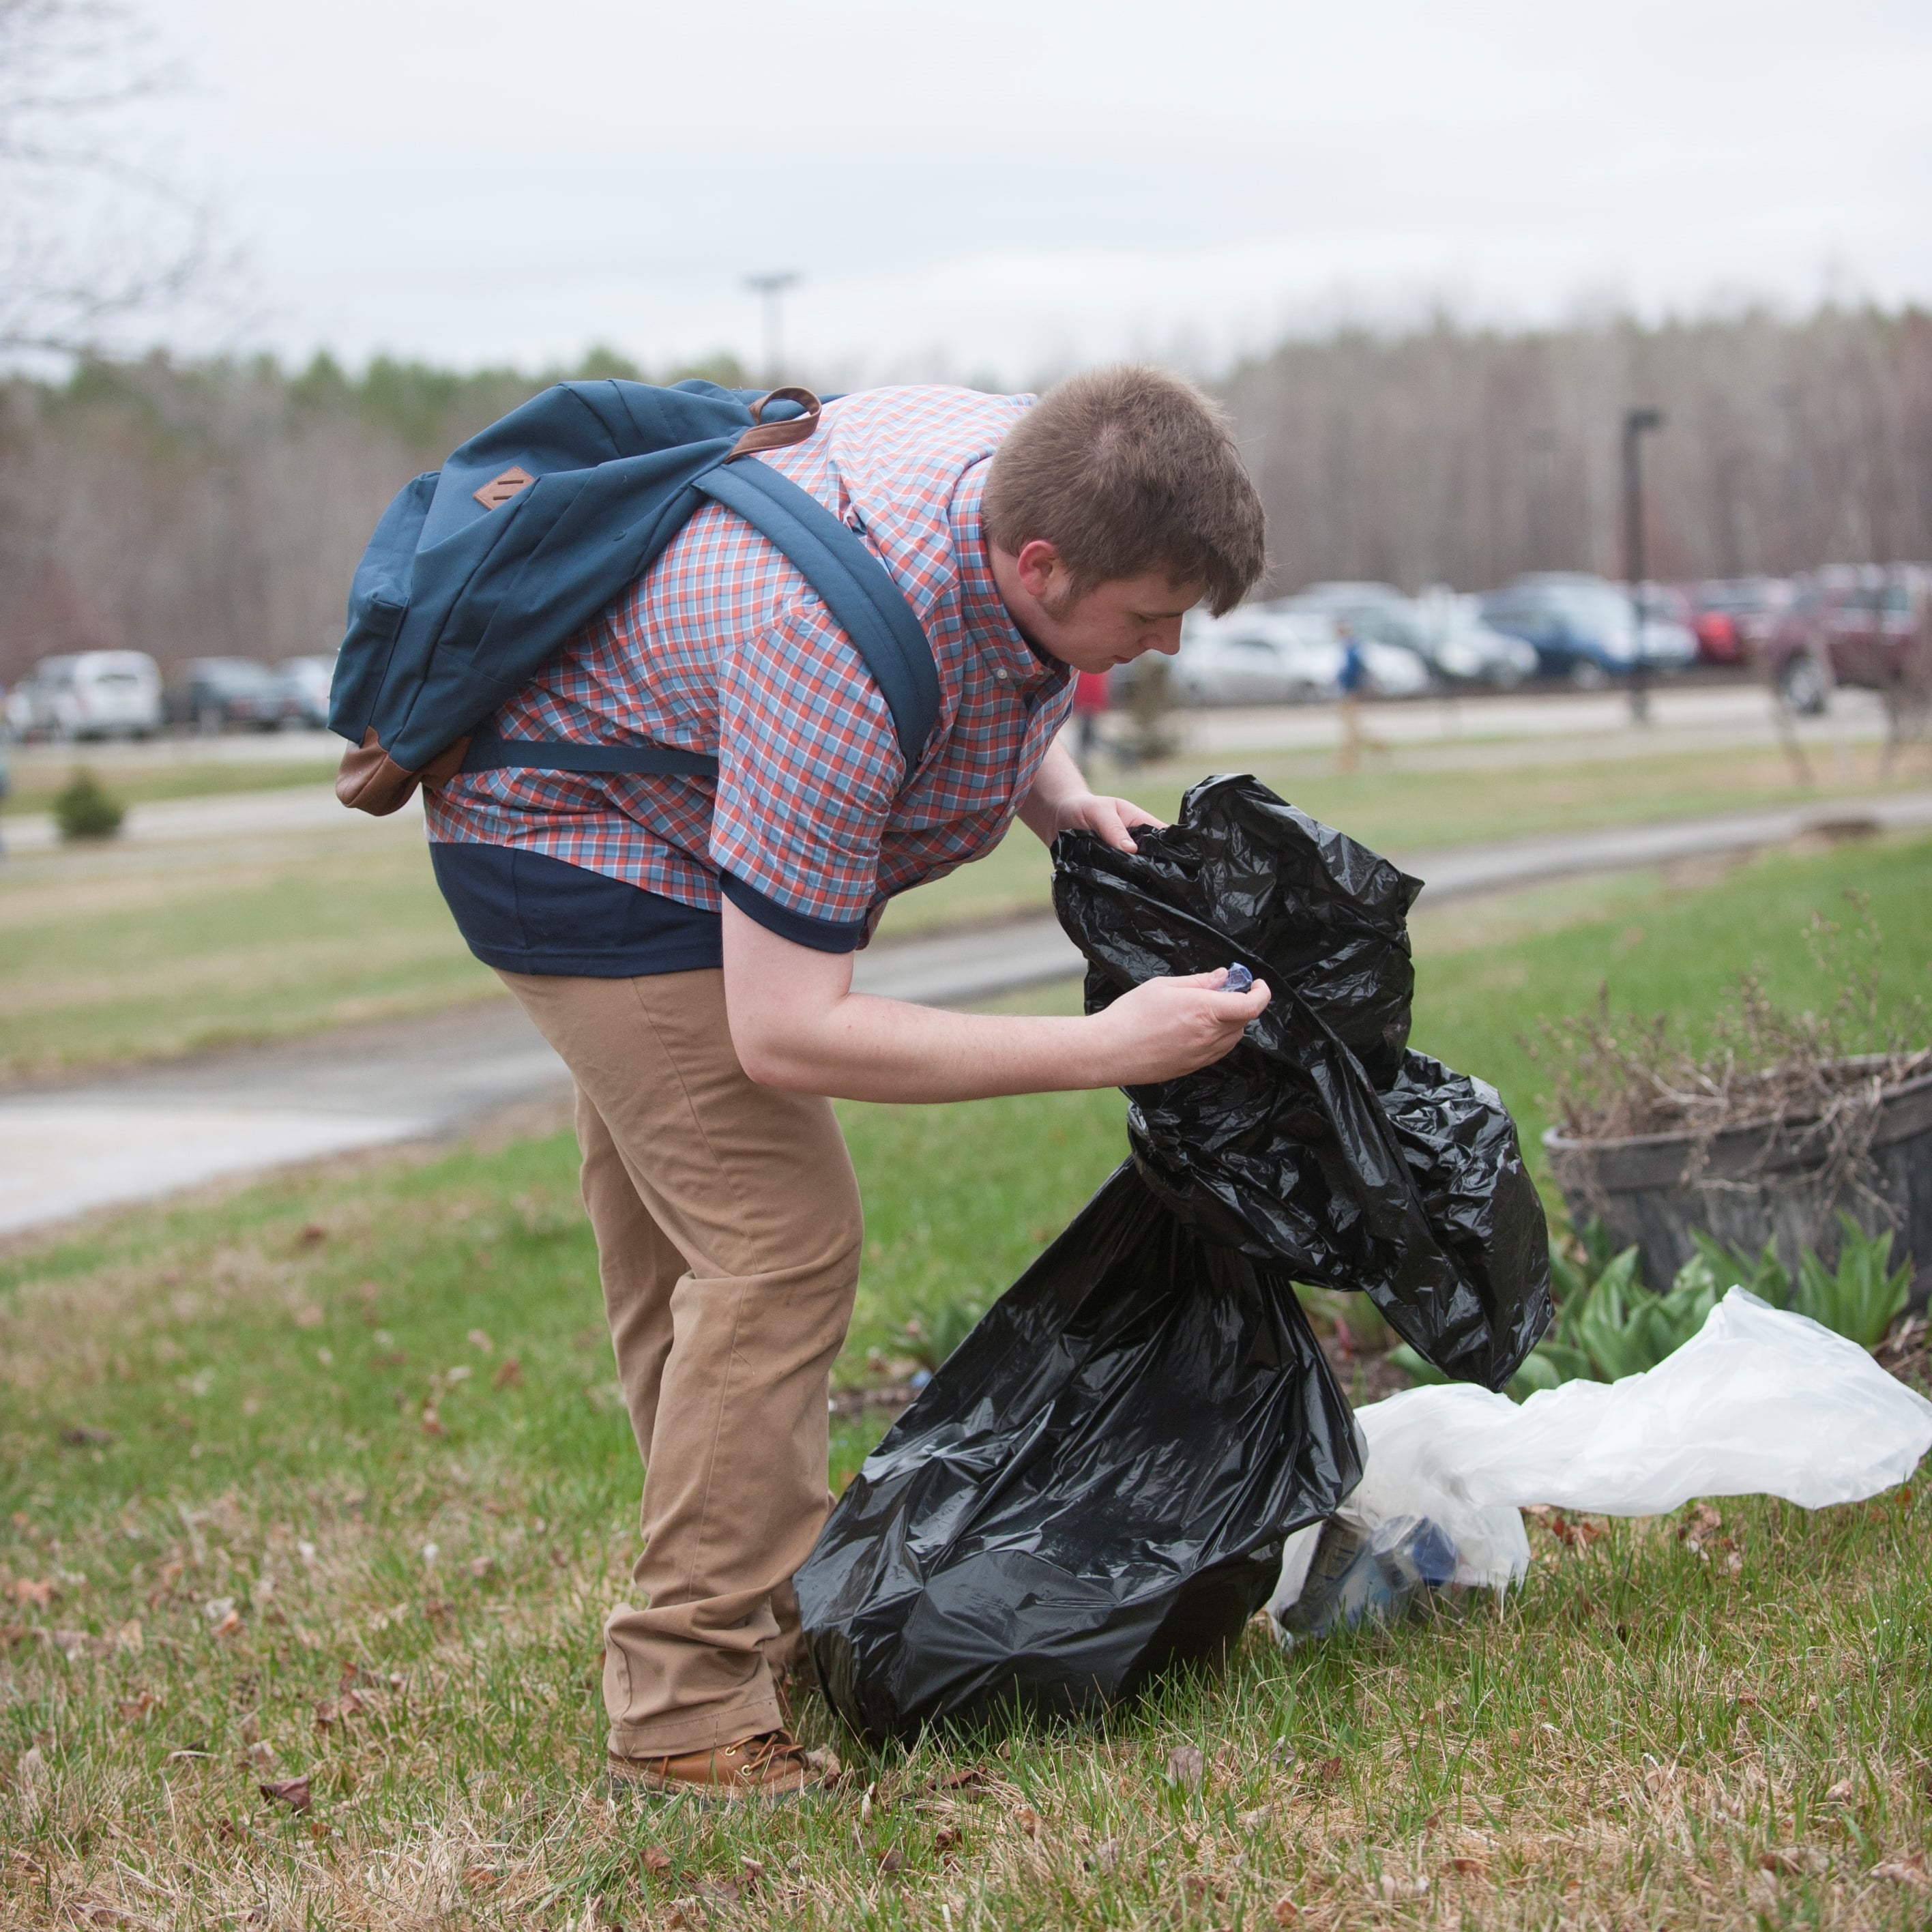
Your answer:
[1272,1289,1932,1635]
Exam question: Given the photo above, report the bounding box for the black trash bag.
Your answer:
[1053,772,1551,1390]
[797,1164,1360,1745]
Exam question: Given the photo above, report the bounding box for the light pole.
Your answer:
[1622,406,1665,724]
[744,272,799,387]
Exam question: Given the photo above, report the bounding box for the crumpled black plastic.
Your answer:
[797,774,1549,1744]
[796,1164,1360,1744]
[1053,774,1551,1392]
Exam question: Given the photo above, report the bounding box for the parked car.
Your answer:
[1169,610,1338,706]
[1476,574,1697,685]
[1272,583,1423,650]
[1169,609,1431,706]
[1411,587,1540,686]
[1684,577,1794,666]
[1757,564,1932,715]
[275,655,336,729]
[163,657,305,731]
[1278,581,1534,686]
[2,651,162,740]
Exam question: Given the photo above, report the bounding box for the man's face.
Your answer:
[991,540,1201,675]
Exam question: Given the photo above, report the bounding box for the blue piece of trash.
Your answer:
[1223,963,1253,993]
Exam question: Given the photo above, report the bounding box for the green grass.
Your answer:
[0,840,497,1082]
[3,737,1921,1081]
[877,739,1922,937]
[1,757,342,815]
[2,834,1929,1926]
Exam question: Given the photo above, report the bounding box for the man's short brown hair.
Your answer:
[982,364,1265,615]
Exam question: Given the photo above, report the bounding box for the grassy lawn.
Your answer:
[3,834,1928,1927]
[877,740,1925,937]
[5,735,1923,1083]
[0,837,497,1083]
[1,757,342,817]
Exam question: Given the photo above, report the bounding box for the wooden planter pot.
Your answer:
[1542,1060,1932,1304]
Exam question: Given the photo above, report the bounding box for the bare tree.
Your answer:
[0,0,215,356]
[1,310,1929,685]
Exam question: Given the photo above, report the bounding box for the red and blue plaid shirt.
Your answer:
[425,385,1072,944]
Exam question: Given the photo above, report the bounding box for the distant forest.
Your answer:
[2,306,1929,682]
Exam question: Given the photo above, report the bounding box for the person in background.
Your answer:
[1335,616,1379,772]
[1070,666,1111,774]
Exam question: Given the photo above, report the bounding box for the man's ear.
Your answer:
[1014,539,1065,602]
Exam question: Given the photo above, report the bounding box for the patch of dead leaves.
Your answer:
[1759,1846,1827,1876]
[314,1688,366,1729]
[1870,1854,1929,1888]
[1676,1501,1744,1573]
[1525,1505,1607,1550]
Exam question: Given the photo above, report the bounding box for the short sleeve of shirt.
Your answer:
[707,591,907,945]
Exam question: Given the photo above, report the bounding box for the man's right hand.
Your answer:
[724,903,1270,1104]
[1089,968,1272,1085]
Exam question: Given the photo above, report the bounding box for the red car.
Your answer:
[1684,576,1794,667]
[1757,564,1932,714]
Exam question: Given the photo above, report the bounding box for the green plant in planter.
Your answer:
[53,767,126,840]
[1293,1283,1394,1353]
[1680,1230,1791,1308]
[1794,1212,1914,1348]
[1568,1246,1721,1381]
[1393,1212,1912,1398]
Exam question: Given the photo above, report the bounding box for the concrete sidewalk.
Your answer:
[3,786,1928,1237]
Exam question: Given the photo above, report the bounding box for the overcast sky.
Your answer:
[138,0,1932,383]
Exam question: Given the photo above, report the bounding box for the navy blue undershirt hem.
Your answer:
[428,841,863,976]
[430,842,720,978]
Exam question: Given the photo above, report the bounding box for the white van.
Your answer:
[4,652,163,741]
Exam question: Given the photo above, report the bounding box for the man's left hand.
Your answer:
[1047,790,1165,853]
[1017,736,1164,853]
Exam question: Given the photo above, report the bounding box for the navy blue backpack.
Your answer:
[329,381,939,815]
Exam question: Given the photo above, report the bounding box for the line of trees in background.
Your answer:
[1223,304,1932,596]
[3,306,1930,682]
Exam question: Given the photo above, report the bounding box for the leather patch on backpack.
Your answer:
[336,728,471,816]
[473,464,535,510]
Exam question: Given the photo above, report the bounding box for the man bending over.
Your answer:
[423,365,1271,1797]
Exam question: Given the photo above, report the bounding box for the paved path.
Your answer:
[3,786,1929,1238]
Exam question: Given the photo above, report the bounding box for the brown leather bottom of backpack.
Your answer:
[336,728,470,816]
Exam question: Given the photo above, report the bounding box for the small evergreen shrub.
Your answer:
[53,767,126,840]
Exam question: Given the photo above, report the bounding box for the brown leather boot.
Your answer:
[608,1728,813,1802]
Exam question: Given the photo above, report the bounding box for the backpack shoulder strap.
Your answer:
[462,449,946,784]
[693,457,941,770]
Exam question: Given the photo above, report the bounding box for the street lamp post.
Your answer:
[744,272,800,387]
[1622,406,1665,724]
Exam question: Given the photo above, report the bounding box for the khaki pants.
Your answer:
[497,967,864,1757]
